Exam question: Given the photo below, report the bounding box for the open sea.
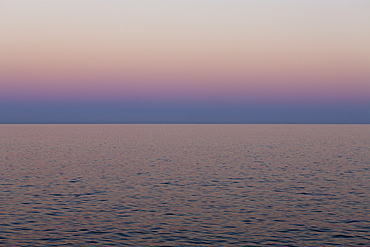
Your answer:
[0,124,369,246]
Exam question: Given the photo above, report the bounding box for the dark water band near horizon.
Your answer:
[0,124,369,246]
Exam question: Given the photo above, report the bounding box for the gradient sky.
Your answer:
[1,0,369,123]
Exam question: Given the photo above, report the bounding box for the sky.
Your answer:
[1,0,369,123]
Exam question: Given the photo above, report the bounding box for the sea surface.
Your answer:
[0,124,369,246]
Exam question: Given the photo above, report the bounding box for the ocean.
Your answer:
[0,124,369,246]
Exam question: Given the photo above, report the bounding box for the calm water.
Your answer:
[0,124,369,246]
